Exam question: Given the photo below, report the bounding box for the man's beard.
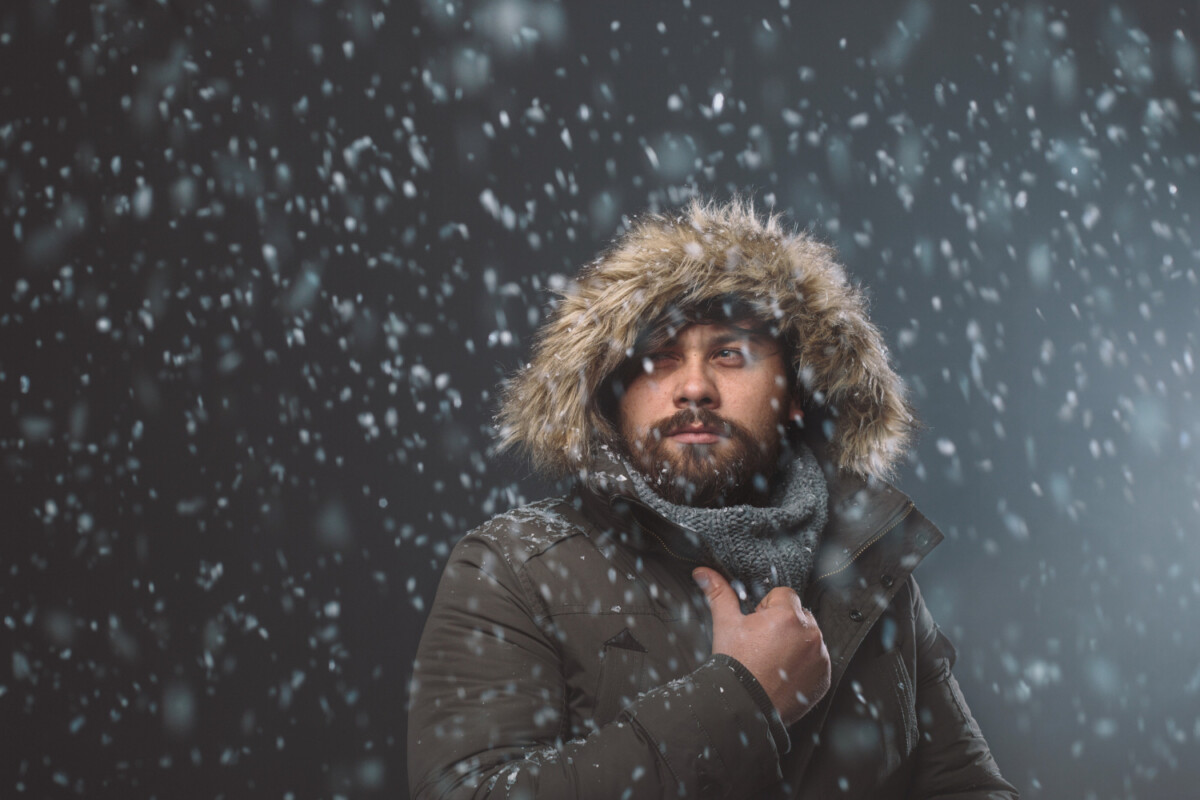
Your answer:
[620,408,786,508]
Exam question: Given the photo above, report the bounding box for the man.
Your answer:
[408,199,1018,798]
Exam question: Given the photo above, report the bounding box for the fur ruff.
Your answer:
[496,198,916,479]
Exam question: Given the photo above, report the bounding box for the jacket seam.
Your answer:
[888,651,916,753]
[510,561,572,745]
[532,607,682,624]
[620,710,686,791]
[686,707,731,789]
[816,501,915,581]
[506,555,572,747]
[563,498,695,621]
[938,673,987,741]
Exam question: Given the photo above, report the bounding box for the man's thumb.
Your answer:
[692,568,740,623]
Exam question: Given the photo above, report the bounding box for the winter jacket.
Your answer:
[410,200,1017,797]
[407,450,1018,798]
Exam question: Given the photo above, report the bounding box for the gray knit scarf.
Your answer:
[624,444,829,610]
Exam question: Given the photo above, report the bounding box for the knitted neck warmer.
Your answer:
[624,443,829,609]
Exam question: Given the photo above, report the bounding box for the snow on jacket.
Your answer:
[408,450,1017,798]
[409,199,1017,797]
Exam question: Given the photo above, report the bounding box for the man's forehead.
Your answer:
[636,318,780,351]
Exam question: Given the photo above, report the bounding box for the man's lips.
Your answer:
[666,426,726,445]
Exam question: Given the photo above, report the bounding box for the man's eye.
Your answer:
[715,348,747,362]
[641,354,673,373]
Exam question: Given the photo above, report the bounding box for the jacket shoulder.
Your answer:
[461,497,587,572]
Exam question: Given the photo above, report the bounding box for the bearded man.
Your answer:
[408,200,1018,799]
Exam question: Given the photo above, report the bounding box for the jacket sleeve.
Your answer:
[908,579,1020,799]
[408,533,787,799]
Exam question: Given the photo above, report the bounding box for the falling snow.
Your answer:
[3,2,1199,798]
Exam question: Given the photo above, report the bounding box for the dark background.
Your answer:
[3,1,1198,797]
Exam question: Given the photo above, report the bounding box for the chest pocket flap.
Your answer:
[593,627,648,725]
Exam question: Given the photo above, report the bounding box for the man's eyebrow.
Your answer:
[638,331,768,351]
[633,325,780,355]
[710,329,779,349]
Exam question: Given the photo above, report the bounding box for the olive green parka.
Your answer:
[408,449,1017,798]
[409,200,1018,798]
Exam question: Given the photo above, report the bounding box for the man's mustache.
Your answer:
[651,408,740,440]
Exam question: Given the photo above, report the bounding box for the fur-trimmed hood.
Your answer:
[496,198,915,479]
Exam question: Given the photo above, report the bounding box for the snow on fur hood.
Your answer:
[496,198,916,479]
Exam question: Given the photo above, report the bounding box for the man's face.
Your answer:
[616,321,801,507]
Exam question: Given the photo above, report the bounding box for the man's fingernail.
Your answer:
[692,569,710,589]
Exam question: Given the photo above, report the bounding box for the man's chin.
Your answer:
[634,451,746,507]
[640,445,726,478]
[667,441,721,461]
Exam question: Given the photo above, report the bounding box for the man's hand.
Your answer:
[693,567,831,726]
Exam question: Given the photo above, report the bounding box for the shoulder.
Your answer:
[457,497,589,573]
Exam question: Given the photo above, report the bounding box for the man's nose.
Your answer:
[674,358,719,408]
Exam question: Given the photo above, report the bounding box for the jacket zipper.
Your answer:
[643,524,703,565]
[815,501,914,582]
[617,496,705,565]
